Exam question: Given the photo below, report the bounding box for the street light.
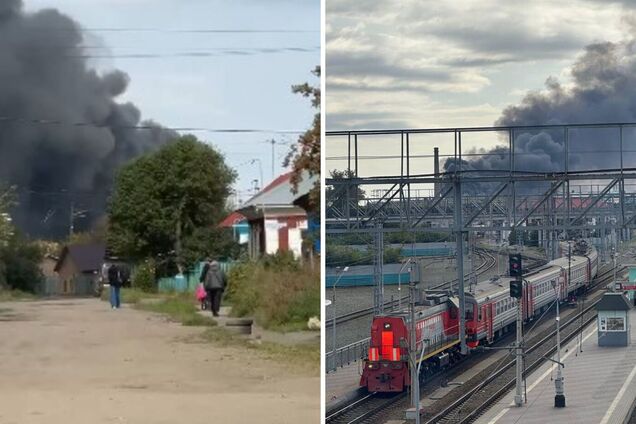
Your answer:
[397,258,412,310]
[331,266,349,371]
[551,277,566,407]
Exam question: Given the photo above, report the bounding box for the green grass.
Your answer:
[0,289,36,302]
[136,295,217,327]
[199,326,319,374]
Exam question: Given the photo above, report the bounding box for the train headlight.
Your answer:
[383,322,391,330]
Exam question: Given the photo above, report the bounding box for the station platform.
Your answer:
[476,306,636,424]
[326,361,363,408]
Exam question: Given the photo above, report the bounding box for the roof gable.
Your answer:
[219,211,247,228]
[55,243,106,273]
[596,292,632,311]
[241,171,317,209]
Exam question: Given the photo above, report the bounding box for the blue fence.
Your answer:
[157,261,235,293]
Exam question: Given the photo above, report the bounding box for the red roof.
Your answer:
[258,172,293,195]
[219,211,246,228]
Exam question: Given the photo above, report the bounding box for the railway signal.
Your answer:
[509,253,522,277]
[510,280,523,298]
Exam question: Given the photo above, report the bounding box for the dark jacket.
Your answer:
[200,261,226,290]
[108,264,122,288]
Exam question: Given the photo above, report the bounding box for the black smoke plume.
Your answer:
[0,1,176,238]
[444,36,636,192]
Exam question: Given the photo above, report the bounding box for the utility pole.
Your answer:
[406,276,421,423]
[509,253,524,407]
[554,277,566,407]
[373,220,384,315]
[267,138,276,180]
[515,289,523,407]
[69,201,74,238]
[454,178,467,354]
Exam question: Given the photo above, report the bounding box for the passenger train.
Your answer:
[360,241,598,393]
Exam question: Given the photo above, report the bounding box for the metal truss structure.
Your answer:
[326,122,636,354]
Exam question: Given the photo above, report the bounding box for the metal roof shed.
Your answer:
[596,292,632,347]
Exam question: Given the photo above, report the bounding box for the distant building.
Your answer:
[54,243,105,295]
[237,171,318,258]
[219,211,249,245]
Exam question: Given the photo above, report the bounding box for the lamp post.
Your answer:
[552,277,566,407]
[331,266,349,371]
[397,258,412,310]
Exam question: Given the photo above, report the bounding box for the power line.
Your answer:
[26,27,318,34]
[0,115,305,135]
[23,47,319,59]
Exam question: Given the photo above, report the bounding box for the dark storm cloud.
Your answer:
[446,40,636,181]
[0,1,176,237]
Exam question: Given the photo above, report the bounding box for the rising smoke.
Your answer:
[0,1,176,238]
[444,35,636,190]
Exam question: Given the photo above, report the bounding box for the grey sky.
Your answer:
[327,0,632,131]
[25,0,319,203]
[326,0,636,182]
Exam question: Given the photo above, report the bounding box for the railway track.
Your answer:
[423,265,619,424]
[326,249,501,328]
[327,263,618,424]
[325,392,400,424]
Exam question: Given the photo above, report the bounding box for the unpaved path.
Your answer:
[0,299,319,424]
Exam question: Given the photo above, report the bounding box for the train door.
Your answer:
[485,303,494,343]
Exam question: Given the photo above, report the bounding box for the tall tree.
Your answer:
[286,66,320,210]
[0,184,16,246]
[108,135,237,272]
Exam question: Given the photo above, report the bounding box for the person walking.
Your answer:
[199,259,226,317]
[108,263,122,309]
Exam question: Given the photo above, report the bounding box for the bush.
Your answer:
[227,256,319,330]
[0,234,43,293]
[132,260,156,292]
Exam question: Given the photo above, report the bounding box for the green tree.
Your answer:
[286,66,320,211]
[326,169,365,217]
[0,184,16,246]
[0,233,44,292]
[108,135,237,272]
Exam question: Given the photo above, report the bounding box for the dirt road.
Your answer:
[0,299,319,424]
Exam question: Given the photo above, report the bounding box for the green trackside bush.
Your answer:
[132,259,156,292]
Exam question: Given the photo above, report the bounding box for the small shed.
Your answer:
[597,292,631,347]
[54,243,105,296]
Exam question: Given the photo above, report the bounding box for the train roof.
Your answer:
[379,298,449,320]
[468,276,515,301]
[467,248,595,302]
[550,255,588,269]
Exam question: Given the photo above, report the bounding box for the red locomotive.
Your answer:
[360,243,598,393]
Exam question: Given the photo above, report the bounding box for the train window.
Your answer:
[478,308,482,321]
[465,307,474,320]
[450,307,457,319]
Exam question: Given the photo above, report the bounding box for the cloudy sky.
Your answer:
[326,0,636,179]
[326,0,635,129]
[25,0,319,203]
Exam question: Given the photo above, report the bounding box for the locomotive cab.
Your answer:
[360,316,409,392]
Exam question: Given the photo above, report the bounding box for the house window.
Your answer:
[607,317,625,331]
